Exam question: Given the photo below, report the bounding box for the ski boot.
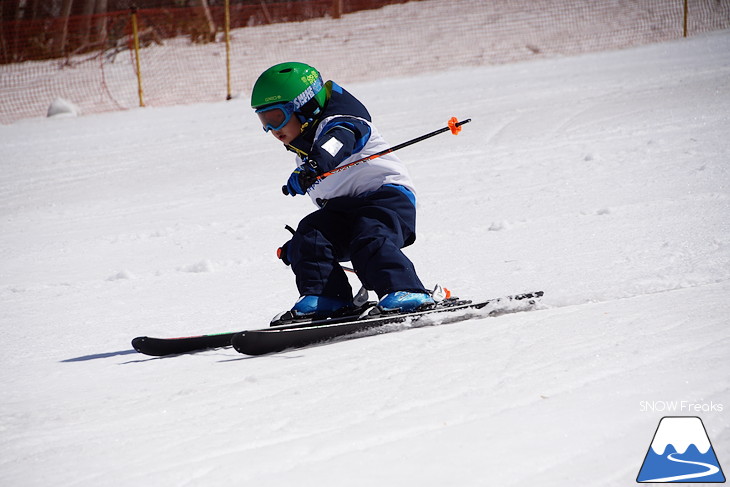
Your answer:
[271,295,354,326]
[377,291,435,313]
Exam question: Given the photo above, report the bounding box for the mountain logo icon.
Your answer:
[637,416,725,483]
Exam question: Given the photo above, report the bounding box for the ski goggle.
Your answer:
[256,102,296,132]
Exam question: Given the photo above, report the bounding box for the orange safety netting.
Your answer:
[1,0,729,124]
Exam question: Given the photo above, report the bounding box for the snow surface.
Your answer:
[1,29,730,487]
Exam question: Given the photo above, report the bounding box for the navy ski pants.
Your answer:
[285,184,427,300]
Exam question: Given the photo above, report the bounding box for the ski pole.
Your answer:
[282,116,471,195]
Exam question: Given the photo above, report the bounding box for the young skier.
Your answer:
[251,62,434,319]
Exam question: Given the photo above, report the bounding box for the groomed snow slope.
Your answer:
[1,30,729,486]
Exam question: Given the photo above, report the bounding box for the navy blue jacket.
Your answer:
[287,82,373,174]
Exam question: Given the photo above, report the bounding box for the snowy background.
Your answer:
[2,26,729,487]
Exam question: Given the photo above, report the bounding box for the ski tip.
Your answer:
[230,331,247,354]
[131,336,147,352]
[510,291,544,301]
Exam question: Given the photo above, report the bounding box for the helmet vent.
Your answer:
[279,68,293,73]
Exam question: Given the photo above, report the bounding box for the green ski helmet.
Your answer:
[251,62,327,132]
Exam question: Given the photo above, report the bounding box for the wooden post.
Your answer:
[332,0,342,20]
[131,7,145,107]
[225,0,232,100]
[683,0,689,37]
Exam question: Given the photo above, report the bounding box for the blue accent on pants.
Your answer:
[383,183,416,206]
[286,185,426,299]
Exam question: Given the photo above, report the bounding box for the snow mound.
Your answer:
[46,97,80,118]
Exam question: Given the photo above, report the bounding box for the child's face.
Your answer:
[271,116,302,145]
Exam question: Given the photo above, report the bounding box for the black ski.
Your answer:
[131,291,543,357]
[131,303,377,357]
[231,291,543,356]
[132,332,236,357]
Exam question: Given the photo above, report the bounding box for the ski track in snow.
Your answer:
[1,29,729,487]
